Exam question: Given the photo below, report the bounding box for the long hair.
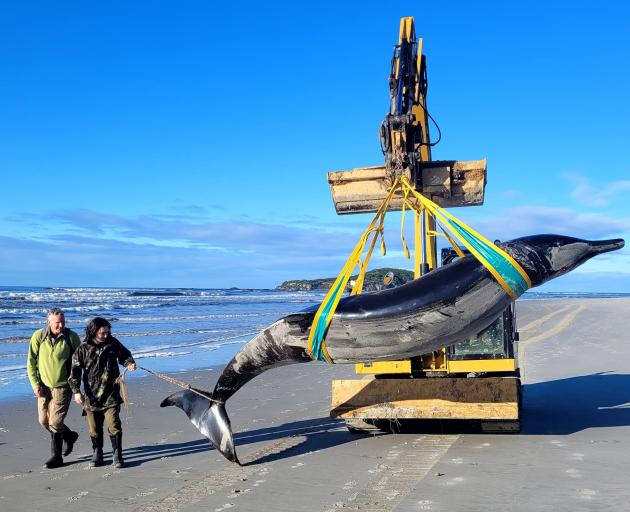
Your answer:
[84,317,112,343]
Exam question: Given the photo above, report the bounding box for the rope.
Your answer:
[116,369,131,421]
[119,369,129,406]
[140,366,222,403]
[115,366,223,405]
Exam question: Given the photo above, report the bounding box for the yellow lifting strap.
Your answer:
[307,178,399,362]
[307,176,532,363]
[398,176,531,299]
[440,228,466,258]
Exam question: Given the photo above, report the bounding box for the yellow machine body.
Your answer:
[355,358,517,375]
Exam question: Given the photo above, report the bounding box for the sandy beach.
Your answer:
[2,297,630,511]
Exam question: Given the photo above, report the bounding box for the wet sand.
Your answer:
[2,298,630,511]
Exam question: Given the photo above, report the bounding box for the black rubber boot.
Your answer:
[110,432,124,468]
[44,432,64,469]
[62,428,79,457]
[89,434,104,467]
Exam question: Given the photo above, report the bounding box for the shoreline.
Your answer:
[0,292,630,406]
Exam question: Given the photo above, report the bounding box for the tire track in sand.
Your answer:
[322,435,458,512]
[518,303,575,334]
[519,303,585,376]
[134,433,457,512]
[134,435,306,512]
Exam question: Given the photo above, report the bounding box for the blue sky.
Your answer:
[1,1,629,291]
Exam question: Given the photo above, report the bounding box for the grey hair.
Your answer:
[47,307,65,317]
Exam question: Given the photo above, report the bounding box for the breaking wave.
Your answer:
[0,286,323,400]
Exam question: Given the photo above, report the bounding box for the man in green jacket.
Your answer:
[27,307,82,468]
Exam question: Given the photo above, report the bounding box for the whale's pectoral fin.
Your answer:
[161,390,240,465]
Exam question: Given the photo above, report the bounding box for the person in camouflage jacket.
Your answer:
[69,317,136,468]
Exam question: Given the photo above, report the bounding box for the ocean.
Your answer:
[2,286,628,401]
[0,286,325,401]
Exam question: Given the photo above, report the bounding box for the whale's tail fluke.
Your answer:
[160,389,240,465]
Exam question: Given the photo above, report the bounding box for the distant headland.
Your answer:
[276,267,414,292]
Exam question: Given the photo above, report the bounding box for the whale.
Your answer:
[161,234,624,464]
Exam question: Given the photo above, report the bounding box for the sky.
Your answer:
[1,0,629,291]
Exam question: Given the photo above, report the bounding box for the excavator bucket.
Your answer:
[327,159,487,215]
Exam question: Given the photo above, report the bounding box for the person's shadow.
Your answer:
[522,372,630,435]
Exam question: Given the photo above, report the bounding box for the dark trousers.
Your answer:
[85,406,122,437]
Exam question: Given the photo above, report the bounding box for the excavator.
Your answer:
[327,17,521,433]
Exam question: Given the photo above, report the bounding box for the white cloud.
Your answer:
[35,209,360,258]
[0,234,352,288]
[565,174,630,207]
[456,205,630,242]
[3,203,628,289]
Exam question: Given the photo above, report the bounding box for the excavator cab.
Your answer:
[437,247,519,377]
